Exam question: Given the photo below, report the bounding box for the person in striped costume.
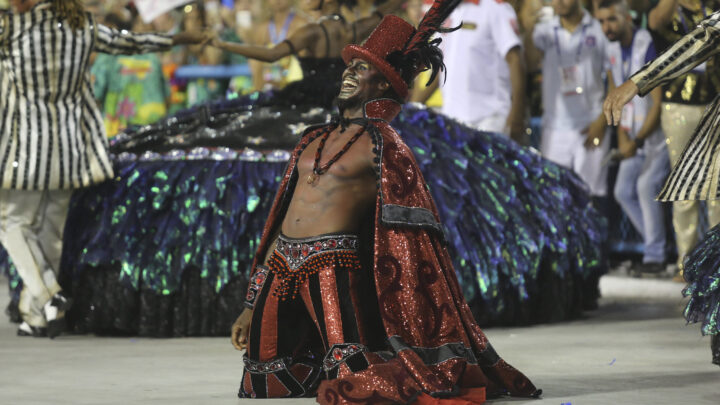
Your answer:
[604,9,720,366]
[0,0,207,338]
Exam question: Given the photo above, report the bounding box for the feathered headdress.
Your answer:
[341,0,462,99]
[392,0,462,85]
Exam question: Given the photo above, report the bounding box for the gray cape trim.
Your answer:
[381,204,447,241]
[388,336,484,366]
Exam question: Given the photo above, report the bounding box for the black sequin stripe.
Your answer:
[308,274,328,349]
[249,373,267,398]
[335,266,361,344]
[387,336,490,366]
[248,271,275,360]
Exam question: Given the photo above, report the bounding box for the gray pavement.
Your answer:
[0,274,718,405]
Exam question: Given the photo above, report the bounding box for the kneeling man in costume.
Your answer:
[232,2,540,403]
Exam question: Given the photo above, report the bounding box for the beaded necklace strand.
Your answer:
[307,124,368,184]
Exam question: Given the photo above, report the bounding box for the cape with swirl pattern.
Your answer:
[248,98,539,402]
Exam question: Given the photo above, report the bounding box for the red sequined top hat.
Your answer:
[342,0,462,101]
[342,15,415,100]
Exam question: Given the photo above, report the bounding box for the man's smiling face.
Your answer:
[336,58,390,111]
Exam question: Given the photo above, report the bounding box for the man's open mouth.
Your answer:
[340,76,359,93]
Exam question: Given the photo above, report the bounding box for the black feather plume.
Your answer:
[387,0,462,86]
[403,0,462,56]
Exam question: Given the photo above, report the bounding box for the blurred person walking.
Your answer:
[0,0,207,338]
[605,8,720,365]
[645,0,720,280]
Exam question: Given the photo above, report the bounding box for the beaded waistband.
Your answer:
[276,233,359,271]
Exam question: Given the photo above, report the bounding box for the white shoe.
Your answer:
[17,321,47,337]
[43,293,71,339]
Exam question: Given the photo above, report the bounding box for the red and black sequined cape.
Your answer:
[247,98,539,404]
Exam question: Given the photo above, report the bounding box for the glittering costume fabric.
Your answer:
[682,223,720,337]
[633,11,720,201]
[244,99,539,402]
[240,234,384,398]
[681,222,720,365]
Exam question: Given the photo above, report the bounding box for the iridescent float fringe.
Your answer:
[682,223,720,336]
[1,100,607,326]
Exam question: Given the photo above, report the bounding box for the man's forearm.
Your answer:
[377,0,406,16]
[507,48,526,121]
[216,41,290,63]
[506,47,527,141]
[648,0,678,30]
[632,11,720,96]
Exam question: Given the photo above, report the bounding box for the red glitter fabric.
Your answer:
[247,100,538,404]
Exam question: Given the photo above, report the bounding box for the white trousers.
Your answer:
[541,127,611,196]
[0,189,72,327]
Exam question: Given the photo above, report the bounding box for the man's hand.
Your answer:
[620,140,639,159]
[617,128,638,159]
[231,308,253,351]
[207,32,224,48]
[604,80,639,126]
[582,119,606,149]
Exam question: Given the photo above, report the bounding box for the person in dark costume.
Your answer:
[231,2,541,402]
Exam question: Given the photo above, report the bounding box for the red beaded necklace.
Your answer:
[307,124,368,184]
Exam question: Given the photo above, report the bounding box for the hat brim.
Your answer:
[342,45,409,100]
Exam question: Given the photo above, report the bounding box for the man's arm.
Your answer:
[352,0,406,43]
[605,12,720,124]
[519,0,544,72]
[585,70,615,149]
[633,11,720,96]
[490,3,527,143]
[648,0,678,31]
[212,24,319,63]
[94,24,205,55]
[505,46,527,144]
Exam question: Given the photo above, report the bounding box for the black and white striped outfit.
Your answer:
[0,2,173,190]
[0,2,173,330]
[631,11,720,201]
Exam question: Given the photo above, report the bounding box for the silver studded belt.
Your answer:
[276,233,359,271]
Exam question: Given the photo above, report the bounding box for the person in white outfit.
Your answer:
[0,0,207,337]
[439,0,527,143]
[529,0,610,197]
[597,0,670,272]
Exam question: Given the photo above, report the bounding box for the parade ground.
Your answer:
[1,273,718,405]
